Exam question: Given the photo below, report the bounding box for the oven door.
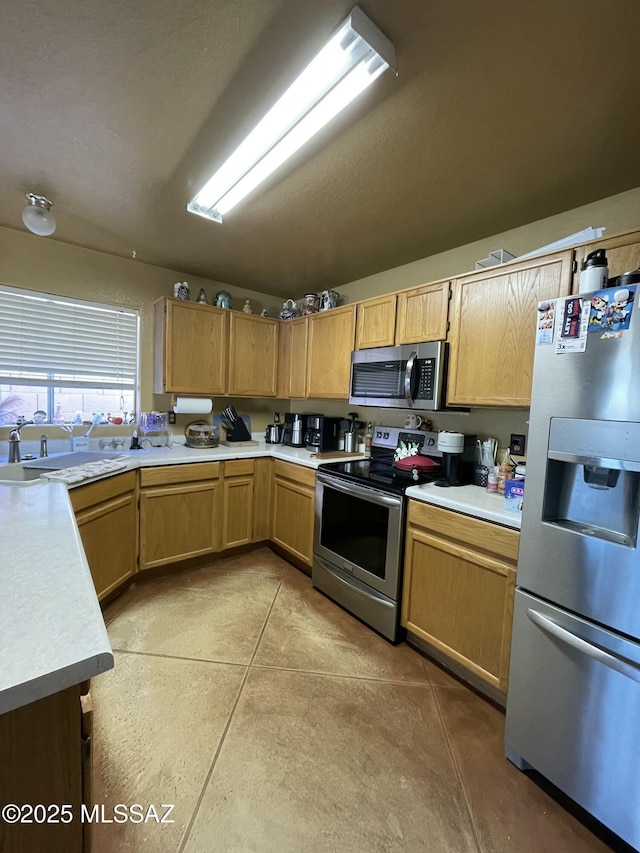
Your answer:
[314,472,404,600]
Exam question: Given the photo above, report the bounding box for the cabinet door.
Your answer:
[139,480,219,569]
[221,460,255,549]
[277,317,308,398]
[75,492,138,600]
[228,312,278,396]
[252,457,272,542]
[356,294,397,349]
[402,527,515,692]
[574,229,640,288]
[306,305,356,399]
[154,297,228,395]
[0,685,84,853]
[395,280,450,344]
[271,462,316,566]
[447,251,573,406]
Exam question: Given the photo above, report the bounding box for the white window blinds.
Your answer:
[0,285,139,388]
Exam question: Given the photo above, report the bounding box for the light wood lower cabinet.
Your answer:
[402,500,519,697]
[252,457,272,542]
[271,459,316,567]
[70,471,138,600]
[139,463,220,569]
[221,459,254,550]
[0,684,87,853]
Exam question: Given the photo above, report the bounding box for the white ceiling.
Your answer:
[2,0,640,297]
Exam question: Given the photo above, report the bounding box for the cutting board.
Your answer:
[310,451,363,459]
[220,439,259,447]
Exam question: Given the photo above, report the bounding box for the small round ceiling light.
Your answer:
[22,193,56,236]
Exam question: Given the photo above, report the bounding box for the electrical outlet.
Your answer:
[510,433,526,456]
[168,411,176,424]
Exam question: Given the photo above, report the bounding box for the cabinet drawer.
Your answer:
[223,458,255,477]
[69,470,136,512]
[407,500,519,563]
[273,459,316,488]
[139,462,220,487]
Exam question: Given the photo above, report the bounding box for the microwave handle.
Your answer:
[404,351,417,408]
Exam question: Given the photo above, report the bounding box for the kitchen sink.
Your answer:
[0,463,45,485]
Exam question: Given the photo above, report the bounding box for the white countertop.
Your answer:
[405,482,522,529]
[0,481,114,714]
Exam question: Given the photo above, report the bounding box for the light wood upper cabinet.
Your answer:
[447,251,573,407]
[154,297,228,395]
[574,228,640,290]
[70,471,138,601]
[277,317,308,398]
[402,500,519,698]
[395,280,450,344]
[139,463,220,569]
[306,304,356,399]
[355,293,397,349]
[228,312,278,397]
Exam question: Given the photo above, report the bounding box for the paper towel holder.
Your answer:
[171,395,213,415]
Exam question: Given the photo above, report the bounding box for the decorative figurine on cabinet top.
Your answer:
[196,288,208,304]
[214,290,232,309]
[261,308,269,317]
[320,289,340,310]
[243,299,253,314]
[173,281,190,300]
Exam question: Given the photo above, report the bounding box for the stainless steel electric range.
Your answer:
[312,425,442,642]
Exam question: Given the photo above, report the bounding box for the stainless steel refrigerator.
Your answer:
[504,285,640,849]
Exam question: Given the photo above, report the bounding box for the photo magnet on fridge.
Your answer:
[587,285,636,339]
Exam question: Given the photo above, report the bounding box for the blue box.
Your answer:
[504,478,525,512]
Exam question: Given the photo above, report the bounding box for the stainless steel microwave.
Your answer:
[349,342,445,410]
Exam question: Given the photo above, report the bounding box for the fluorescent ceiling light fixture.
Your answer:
[187,6,396,223]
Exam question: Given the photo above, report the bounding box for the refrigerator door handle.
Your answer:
[526,608,640,685]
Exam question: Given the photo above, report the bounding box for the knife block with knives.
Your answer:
[219,405,258,446]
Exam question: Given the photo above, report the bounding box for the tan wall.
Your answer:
[0,226,282,423]
[3,185,640,445]
[338,187,640,303]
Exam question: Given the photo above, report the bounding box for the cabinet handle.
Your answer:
[404,351,417,407]
[526,608,640,685]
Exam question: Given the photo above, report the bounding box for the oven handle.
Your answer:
[316,558,394,609]
[317,473,402,509]
[404,351,417,408]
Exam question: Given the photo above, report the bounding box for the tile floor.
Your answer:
[92,548,628,853]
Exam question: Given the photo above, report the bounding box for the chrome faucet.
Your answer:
[40,434,48,458]
[7,420,34,463]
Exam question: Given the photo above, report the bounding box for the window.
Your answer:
[0,285,139,425]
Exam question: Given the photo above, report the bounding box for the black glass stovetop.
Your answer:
[318,453,440,496]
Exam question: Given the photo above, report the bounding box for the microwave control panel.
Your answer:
[415,357,436,400]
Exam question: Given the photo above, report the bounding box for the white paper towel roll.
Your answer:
[173,397,213,415]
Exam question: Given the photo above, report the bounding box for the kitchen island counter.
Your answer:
[405,482,522,530]
[0,480,113,715]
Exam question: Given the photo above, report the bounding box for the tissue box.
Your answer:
[504,478,525,512]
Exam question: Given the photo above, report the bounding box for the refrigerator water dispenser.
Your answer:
[541,418,640,547]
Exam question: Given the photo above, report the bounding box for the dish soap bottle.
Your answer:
[497,449,514,494]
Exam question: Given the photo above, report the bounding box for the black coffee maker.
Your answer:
[283,413,319,447]
[304,415,341,453]
[434,431,476,487]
